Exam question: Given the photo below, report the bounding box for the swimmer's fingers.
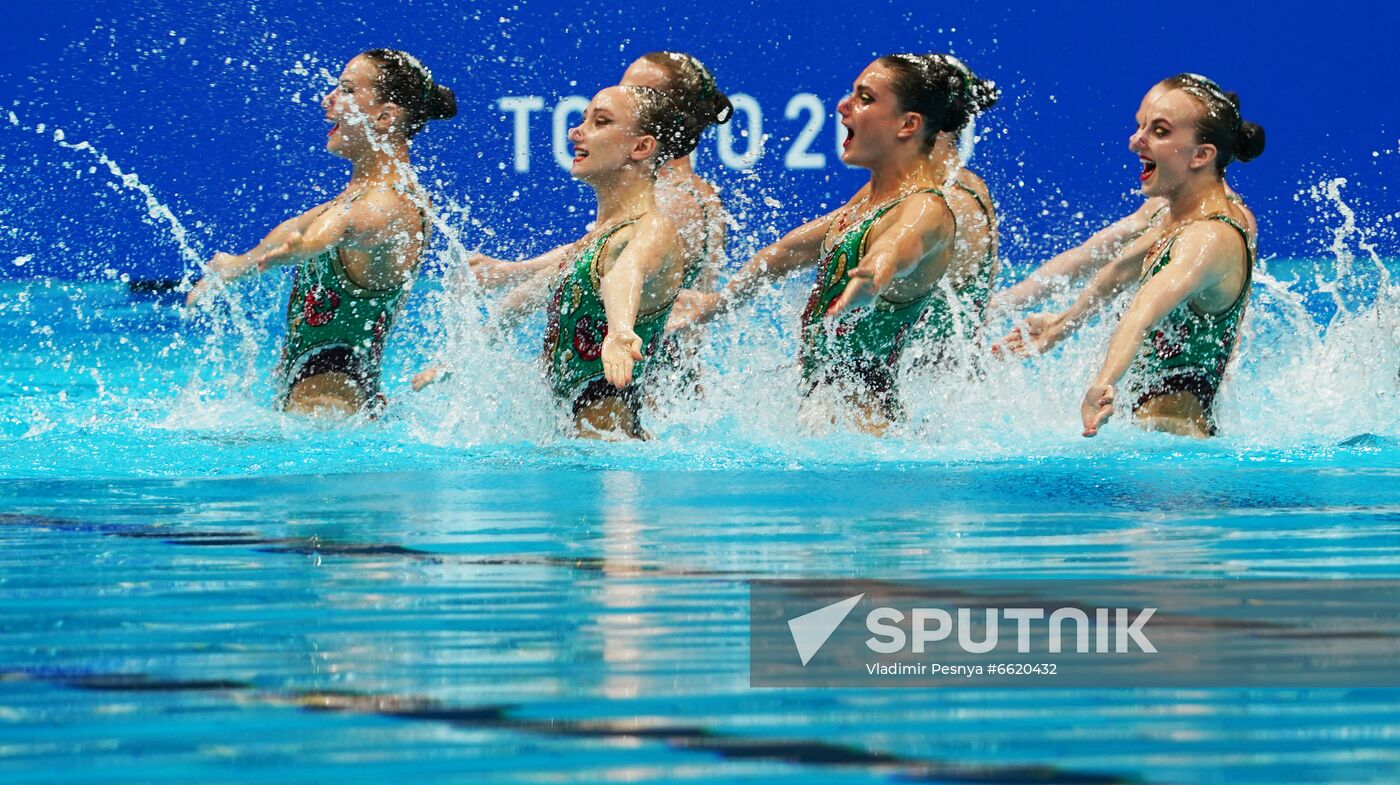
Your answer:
[1081,384,1116,437]
[183,276,222,311]
[411,365,445,392]
[602,330,644,388]
[1031,330,1059,355]
[185,252,242,310]
[466,254,501,285]
[992,327,1025,359]
[664,312,688,333]
[826,271,875,317]
[665,290,702,333]
[1022,313,1067,355]
[1022,312,1056,336]
[184,280,205,309]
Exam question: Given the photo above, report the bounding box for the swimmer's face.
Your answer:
[836,62,918,169]
[567,87,658,181]
[1129,87,1214,197]
[620,58,671,92]
[322,55,395,159]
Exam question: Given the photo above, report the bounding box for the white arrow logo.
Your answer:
[787,594,864,666]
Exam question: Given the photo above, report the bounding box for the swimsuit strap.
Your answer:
[863,186,955,241]
[1205,212,1254,312]
[950,178,996,266]
[582,217,643,289]
[825,186,952,255]
[951,179,991,222]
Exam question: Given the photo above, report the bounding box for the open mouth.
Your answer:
[572,148,589,164]
[1139,157,1156,182]
[842,123,854,149]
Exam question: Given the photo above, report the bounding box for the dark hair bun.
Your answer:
[637,51,731,157]
[966,77,1000,116]
[1235,121,1266,163]
[427,84,457,122]
[710,91,733,125]
[938,74,1000,134]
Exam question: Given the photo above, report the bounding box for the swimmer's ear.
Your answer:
[377,103,406,134]
[1190,142,1218,172]
[630,134,658,163]
[896,111,923,142]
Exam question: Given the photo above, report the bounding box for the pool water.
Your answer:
[5,463,1400,783]
[2,268,1399,783]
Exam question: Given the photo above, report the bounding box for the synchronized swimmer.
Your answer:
[186,49,1267,441]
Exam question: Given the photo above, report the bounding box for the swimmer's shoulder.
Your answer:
[347,186,424,232]
[956,168,994,211]
[1134,197,1170,226]
[1173,218,1250,269]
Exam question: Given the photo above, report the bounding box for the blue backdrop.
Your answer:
[1,0,1396,282]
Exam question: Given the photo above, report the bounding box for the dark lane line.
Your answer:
[1,670,1139,785]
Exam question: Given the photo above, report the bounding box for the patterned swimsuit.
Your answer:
[1128,214,1254,433]
[799,188,950,415]
[541,220,679,415]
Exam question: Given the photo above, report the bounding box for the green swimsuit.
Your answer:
[914,179,997,355]
[799,188,948,406]
[541,220,678,412]
[1128,213,1253,430]
[278,199,424,410]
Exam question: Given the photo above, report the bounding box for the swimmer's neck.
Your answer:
[1165,175,1231,223]
[660,155,695,180]
[347,142,412,190]
[928,133,961,187]
[864,148,941,205]
[589,165,655,225]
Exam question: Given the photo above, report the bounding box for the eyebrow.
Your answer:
[853,82,873,95]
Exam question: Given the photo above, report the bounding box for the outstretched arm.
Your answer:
[665,209,835,332]
[997,199,1161,309]
[599,218,670,388]
[185,200,332,306]
[1081,225,1242,436]
[825,193,955,316]
[995,228,1157,357]
[186,192,412,307]
[471,240,580,291]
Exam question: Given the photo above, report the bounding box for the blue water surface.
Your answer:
[1,272,1399,784]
